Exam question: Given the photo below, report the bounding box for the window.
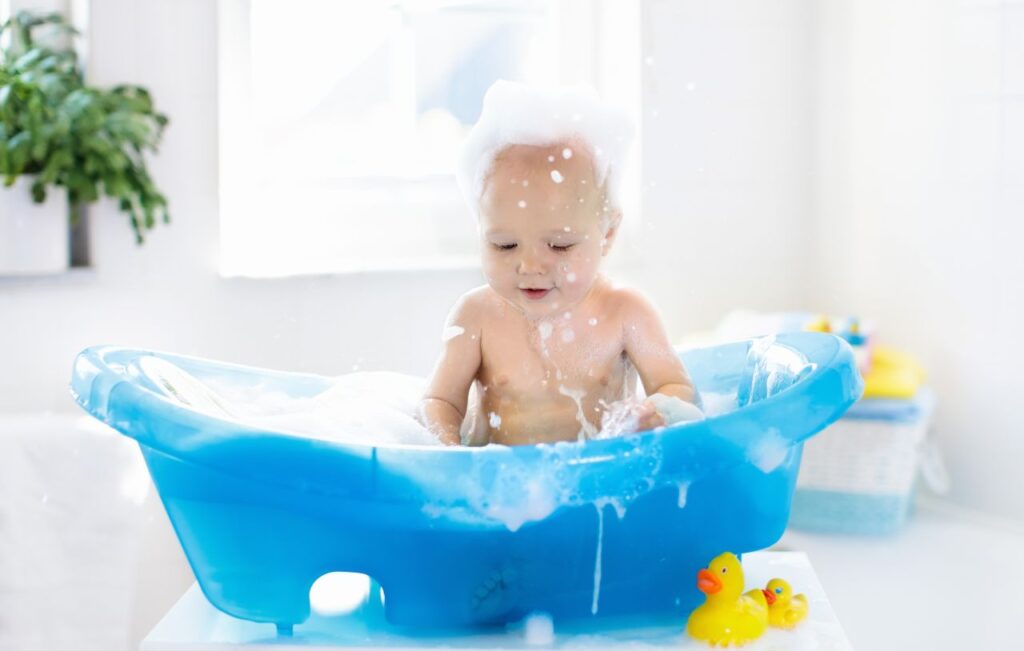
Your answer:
[218,0,641,277]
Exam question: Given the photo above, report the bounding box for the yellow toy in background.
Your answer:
[686,552,768,646]
[762,578,808,629]
[862,345,925,399]
[804,314,832,333]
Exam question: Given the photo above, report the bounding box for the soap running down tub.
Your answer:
[69,333,861,631]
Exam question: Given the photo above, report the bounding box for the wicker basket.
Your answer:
[790,390,935,534]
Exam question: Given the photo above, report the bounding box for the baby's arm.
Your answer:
[620,289,700,429]
[420,293,483,445]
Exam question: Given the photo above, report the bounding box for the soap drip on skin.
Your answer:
[533,311,596,442]
[558,384,596,442]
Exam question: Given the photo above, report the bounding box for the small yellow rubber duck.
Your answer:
[804,314,832,333]
[762,578,808,629]
[686,552,768,646]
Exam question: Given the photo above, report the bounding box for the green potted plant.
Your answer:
[0,10,169,274]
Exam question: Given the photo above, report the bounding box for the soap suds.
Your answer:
[442,325,465,342]
[558,385,597,441]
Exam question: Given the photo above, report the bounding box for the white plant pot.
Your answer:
[0,176,70,276]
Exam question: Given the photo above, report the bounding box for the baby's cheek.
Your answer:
[481,259,506,286]
[573,249,601,277]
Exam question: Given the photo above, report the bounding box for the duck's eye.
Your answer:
[775,587,783,594]
[721,567,727,574]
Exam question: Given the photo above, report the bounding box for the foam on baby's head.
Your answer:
[457,81,634,217]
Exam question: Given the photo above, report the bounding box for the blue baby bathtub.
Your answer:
[70,333,861,632]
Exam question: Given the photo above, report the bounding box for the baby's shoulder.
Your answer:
[446,285,503,325]
[599,283,660,320]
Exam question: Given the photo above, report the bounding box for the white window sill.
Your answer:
[0,267,96,286]
[218,255,482,280]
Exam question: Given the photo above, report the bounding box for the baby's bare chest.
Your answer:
[477,313,629,400]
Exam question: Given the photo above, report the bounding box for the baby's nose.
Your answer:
[517,249,546,275]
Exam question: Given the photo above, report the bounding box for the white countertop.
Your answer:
[142,551,852,650]
[777,498,1024,651]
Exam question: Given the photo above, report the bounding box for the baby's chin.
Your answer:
[503,286,589,319]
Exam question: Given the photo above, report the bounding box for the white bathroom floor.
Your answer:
[777,498,1024,651]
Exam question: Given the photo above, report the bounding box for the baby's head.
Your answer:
[457,82,634,318]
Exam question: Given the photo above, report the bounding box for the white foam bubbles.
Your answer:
[484,477,558,532]
[749,428,790,473]
[700,390,737,417]
[442,325,465,342]
[456,81,635,217]
[550,170,564,184]
[558,384,596,441]
[522,612,555,647]
[151,361,442,447]
[676,480,690,508]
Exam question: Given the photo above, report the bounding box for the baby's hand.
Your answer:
[647,393,705,425]
[636,399,668,431]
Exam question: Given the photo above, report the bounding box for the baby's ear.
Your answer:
[602,211,622,256]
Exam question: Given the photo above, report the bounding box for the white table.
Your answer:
[141,551,853,650]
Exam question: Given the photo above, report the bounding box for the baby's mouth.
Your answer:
[519,287,552,301]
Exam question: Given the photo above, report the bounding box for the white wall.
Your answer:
[0,0,814,411]
[625,0,815,328]
[812,0,1024,521]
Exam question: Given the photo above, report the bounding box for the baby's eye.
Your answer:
[549,243,575,252]
[492,243,517,251]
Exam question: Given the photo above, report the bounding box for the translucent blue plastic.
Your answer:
[69,333,861,630]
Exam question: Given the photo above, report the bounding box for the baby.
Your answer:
[421,82,702,446]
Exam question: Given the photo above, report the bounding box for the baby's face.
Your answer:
[478,143,616,319]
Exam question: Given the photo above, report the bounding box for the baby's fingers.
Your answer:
[636,403,667,430]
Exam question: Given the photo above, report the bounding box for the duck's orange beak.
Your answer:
[697,569,722,594]
[762,588,777,605]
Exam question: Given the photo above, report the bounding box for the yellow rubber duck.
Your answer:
[803,314,832,333]
[686,552,768,646]
[762,578,808,629]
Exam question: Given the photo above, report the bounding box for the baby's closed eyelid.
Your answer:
[548,242,576,251]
